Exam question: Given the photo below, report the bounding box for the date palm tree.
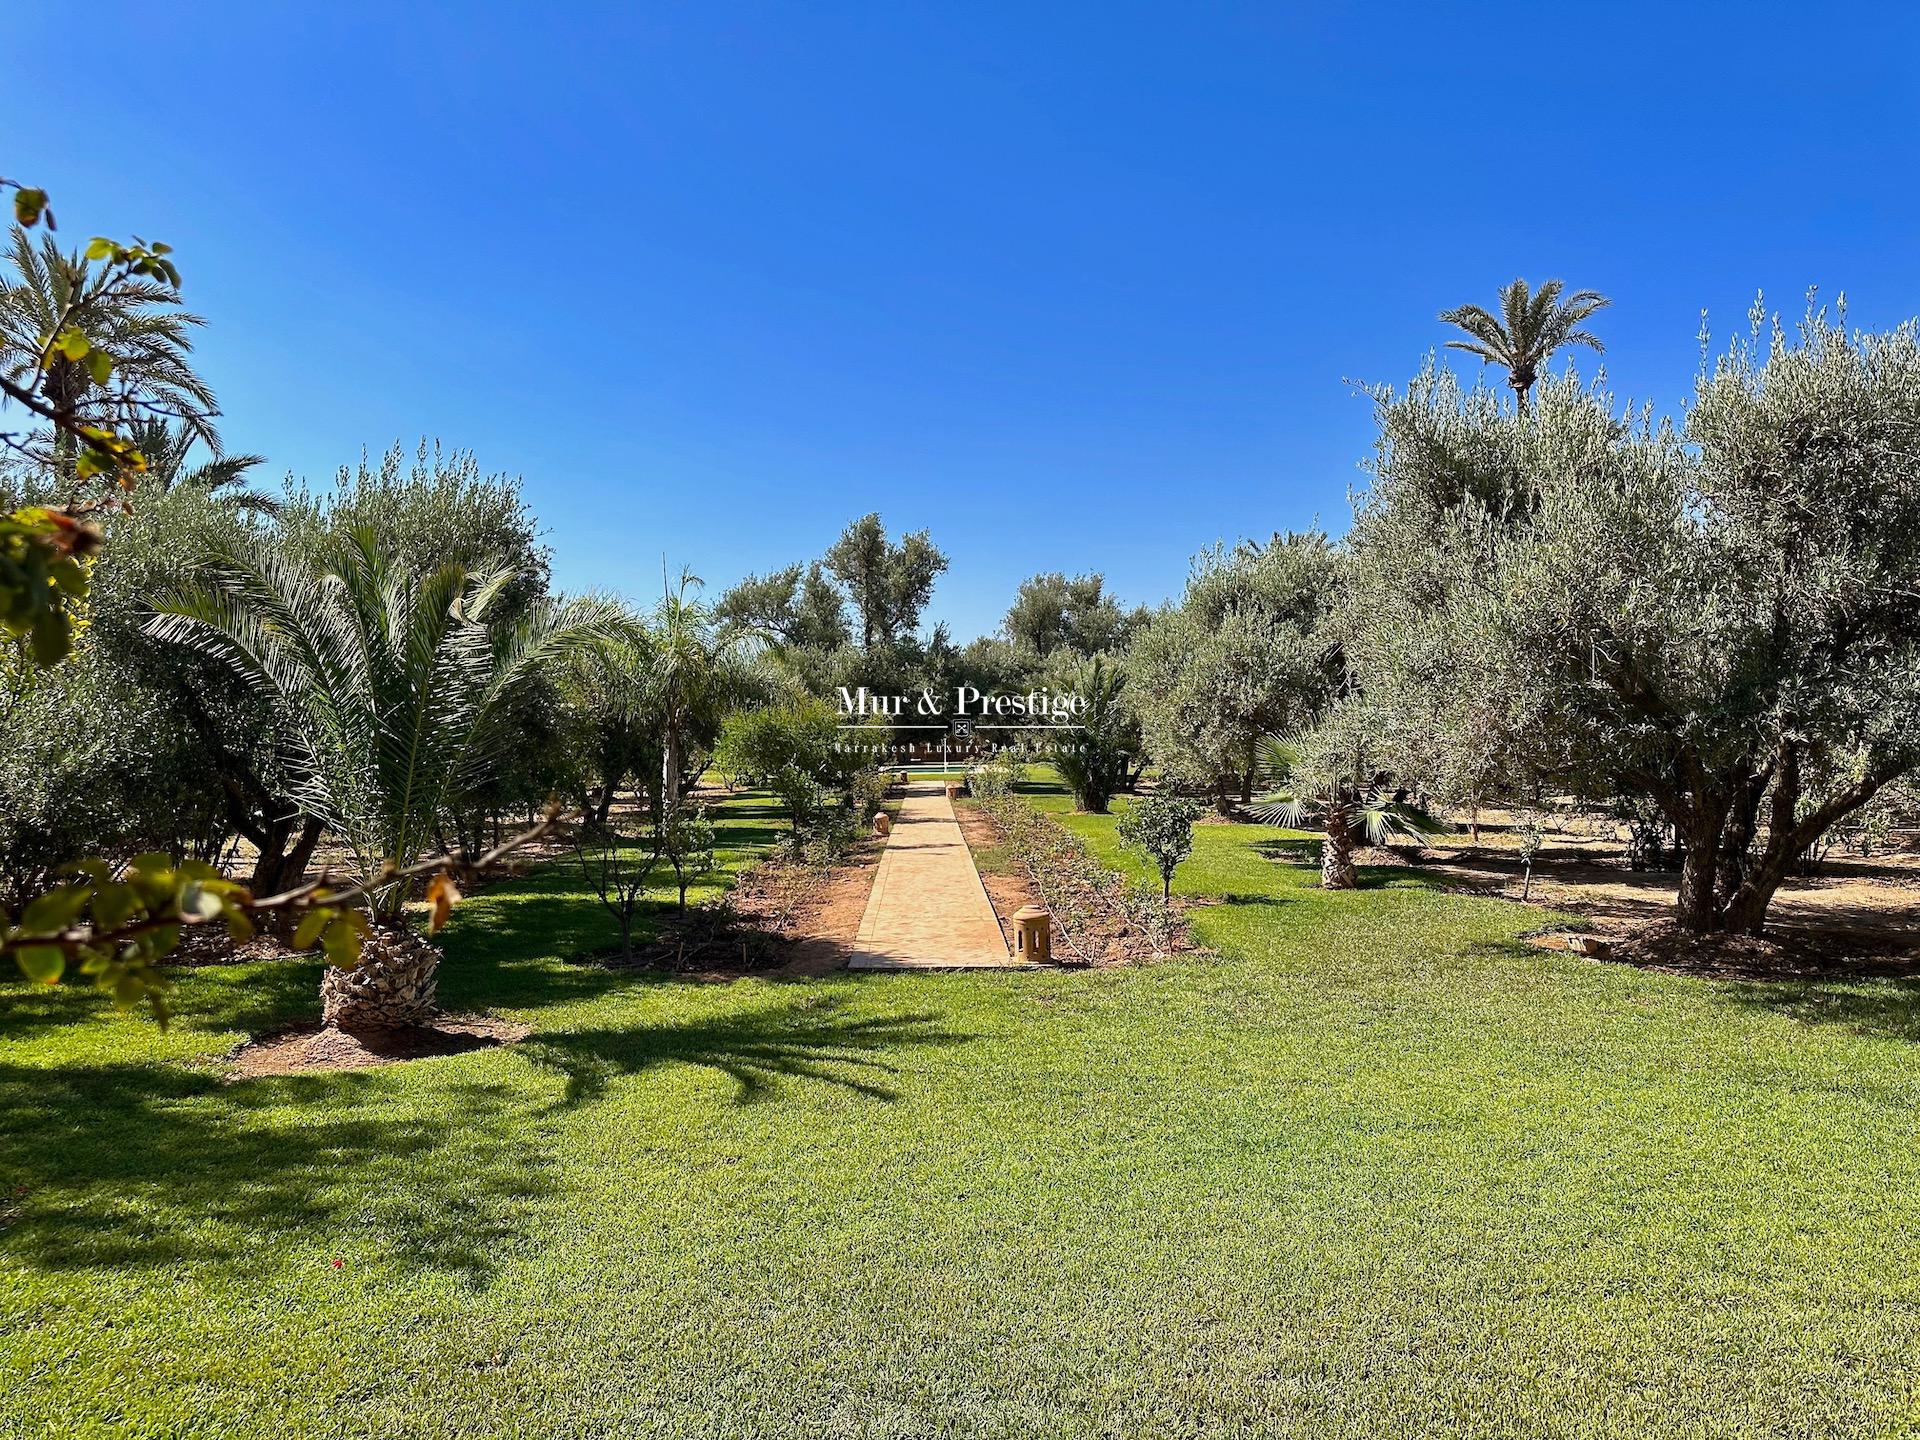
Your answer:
[646,569,757,816]
[0,227,219,467]
[1438,278,1609,414]
[125,418,266,500]
[149,529,627,1028]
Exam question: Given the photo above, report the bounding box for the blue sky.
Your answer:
[9,2,1919,638]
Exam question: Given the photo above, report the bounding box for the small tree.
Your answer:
[151,530,623,1026]
[573,818,667,962]
[715,695,860,848]
[1125,534,1340,813]
[1250,711,1441,890]
[663,803,717,912]
[1514,812,1545,900]
[1118,790,1201,900]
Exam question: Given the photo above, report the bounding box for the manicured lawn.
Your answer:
[7,783,1920,1436]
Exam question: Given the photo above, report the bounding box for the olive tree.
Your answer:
[1126,534,1341,813]
[1347,311,1920,934]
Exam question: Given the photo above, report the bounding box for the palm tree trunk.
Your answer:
[663,726,683,813]
[320,921,441,1029]
[1321,805,1357,890]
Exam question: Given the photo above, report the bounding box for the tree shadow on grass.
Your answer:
[520,995,974,1108]
[1717,976,1920,1044]
[0,1060,554,1287]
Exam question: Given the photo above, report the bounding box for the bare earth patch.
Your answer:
[227,1014,530,1079]
[1416,823,1920,978]
[775,842,886,976]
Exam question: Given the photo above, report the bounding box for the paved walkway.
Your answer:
[848,781,1025,970]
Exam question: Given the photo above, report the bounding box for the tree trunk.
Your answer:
[1674,828,1722,934]
[1321,806,1357,890]
[320,921,441,1029]
[1715,766,1770,906]
[250,817,324,896]
[662,728,683,813]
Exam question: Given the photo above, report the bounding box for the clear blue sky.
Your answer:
[10,2,1919,638]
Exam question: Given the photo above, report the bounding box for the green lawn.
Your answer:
[7,783,1920,1437]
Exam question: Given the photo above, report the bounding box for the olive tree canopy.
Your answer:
[1348,310,1920,934]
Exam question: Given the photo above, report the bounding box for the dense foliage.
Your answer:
[1116,789,1200,899]
[1345,310,1920,932]
[1126,533,1341,812]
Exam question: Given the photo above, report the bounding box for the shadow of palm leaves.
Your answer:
[521,997,972,1107]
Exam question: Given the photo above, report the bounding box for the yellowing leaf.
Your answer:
[425,872,461,933]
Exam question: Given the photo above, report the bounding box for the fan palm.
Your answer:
[0,227,219,466]
[1249,733,1440,890]
[1438,278,1609,414]
[148,529,627,1027]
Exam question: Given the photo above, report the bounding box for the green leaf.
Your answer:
[84,237,114,261]
[20,884,88,936]
[320,914,365,969]
[86,348,112,385]
[292,907,333,950]
[91,882,138,933]
[29,607,72,667]
[14,945,65,984]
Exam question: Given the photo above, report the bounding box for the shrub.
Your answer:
[716,696,865,851]
[969,763,1014,801]
[1117,790,1201,899]
[850,767,889,822]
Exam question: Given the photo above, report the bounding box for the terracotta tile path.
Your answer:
[847,781,1028,970]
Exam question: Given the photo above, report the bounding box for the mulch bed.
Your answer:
[951,800,1046,951]
[1596,920,1920,982]
[227,1014,530,1078]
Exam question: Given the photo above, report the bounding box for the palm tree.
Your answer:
[0,227,219,468]
[1249,733,1440,890]
[646,570,756,816]
[124,418,273,513]
[1438,278,1609,414]
[149,529,625,1029]
[125,418,264,494]
[1048,654,1135,814]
